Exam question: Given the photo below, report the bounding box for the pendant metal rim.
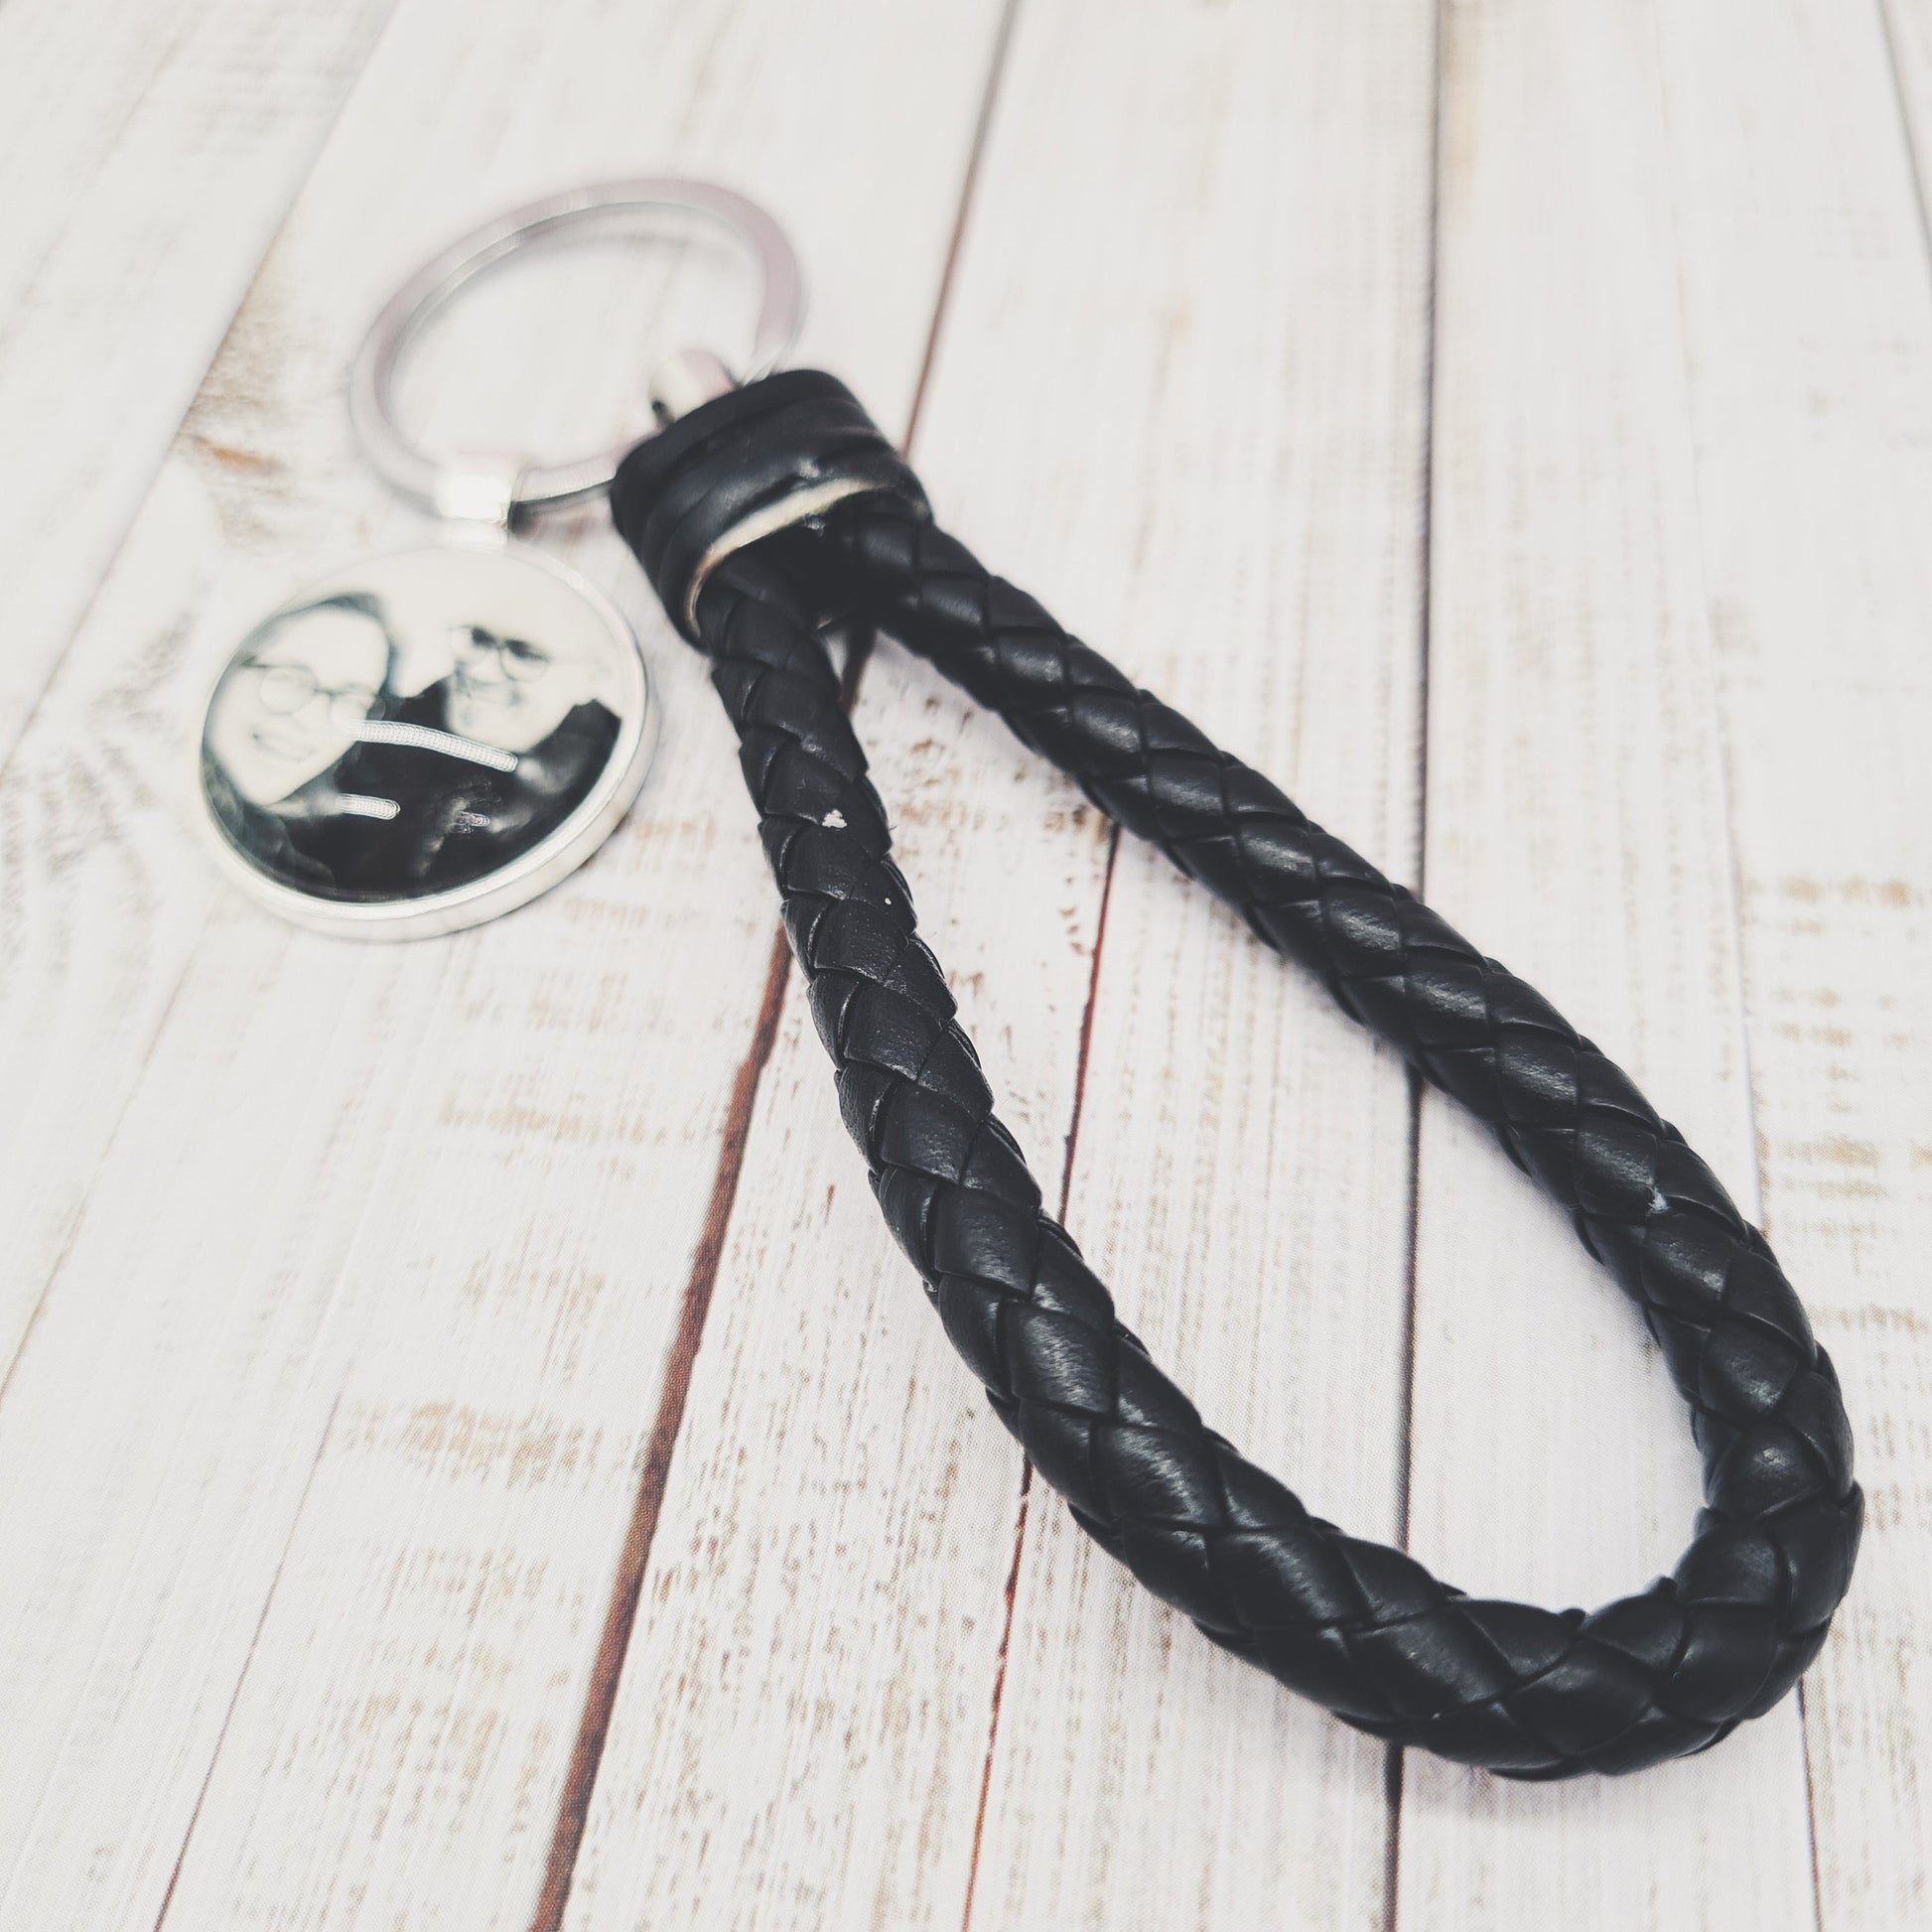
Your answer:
[196,541,655,941]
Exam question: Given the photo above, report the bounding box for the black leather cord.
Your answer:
[611,373,1860,1778]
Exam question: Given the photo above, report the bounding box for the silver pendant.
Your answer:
[197,178,802,939]
[201,542,654,938]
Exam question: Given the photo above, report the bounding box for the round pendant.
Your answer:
[199,543,654,939]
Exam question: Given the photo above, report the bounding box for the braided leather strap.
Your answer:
[615,376,1860,1779]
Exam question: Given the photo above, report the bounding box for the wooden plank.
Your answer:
[1888,0,1932,177]
[558,3,1434,1928]
[0,1,1007,1926]
[1397,2,1816,1925]
[1660,2,1932,1923]
[963,4,1435,1928]
[554,54,1100,1932]
[6,7,1922,1930]
[0,0,398,764]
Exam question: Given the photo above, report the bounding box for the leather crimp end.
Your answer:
[610,369,930,643]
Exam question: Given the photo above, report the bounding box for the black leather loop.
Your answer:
[612,372,1860,1778]
[611,369,926,637]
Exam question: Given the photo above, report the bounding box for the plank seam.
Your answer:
[0,829,233,1400]
[527,923,792,1932]
[960,820,1120,1932]
[526,8,1028,1923]
[1646,3,1831,1920]
[958,1465,1032,1932]
[1647,2,1848,1920]
[148,1389,347,1932]
[1876,0,1932,291]
[1389,2,1446,1920]
[1796,1682,1828,1932]
[0,8,183,330]
[0,0,410,790]
[900,0,1025,454]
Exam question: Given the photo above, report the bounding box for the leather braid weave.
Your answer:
[622,380,1860,1779]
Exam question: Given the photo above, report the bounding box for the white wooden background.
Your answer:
[2,1,1928,1927]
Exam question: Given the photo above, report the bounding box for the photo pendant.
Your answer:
[199,543,653,938]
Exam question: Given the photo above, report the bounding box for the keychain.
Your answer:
[200,181,799,937]
[199,181,1860,1777]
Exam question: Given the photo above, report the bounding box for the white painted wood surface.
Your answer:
[1403,5,1814,1925]
[1,3,1927,1929]
[956,7,1431,1928]
[565,9,1433,1926]
[0,0,398,765]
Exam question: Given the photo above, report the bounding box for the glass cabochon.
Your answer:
[200,544,650,936]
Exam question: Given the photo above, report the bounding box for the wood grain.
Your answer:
[1663,2,1932,1922]
[0,1,1007,1926]
[0,0,398,767]
[962,5,1434,1928]
[3,1,1930,1926]
[561,4,1436,1928]
[1399,3,1814,1925]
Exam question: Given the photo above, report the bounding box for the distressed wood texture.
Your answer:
[959,5,1433,1929]
[1677,3,1932,1924]
[2,1,1930,1929]
[561,5,1432,1929]
[0,0,399,766]
[0,0,1007,1926]
[1404,4,1932,1930]
[1404,4,1814,1928]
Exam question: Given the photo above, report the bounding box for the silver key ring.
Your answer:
[347,178,804,519]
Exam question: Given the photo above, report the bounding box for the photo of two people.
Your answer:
[202,549,629,903]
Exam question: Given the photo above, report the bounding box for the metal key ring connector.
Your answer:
[348,178,803,520]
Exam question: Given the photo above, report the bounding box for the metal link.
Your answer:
[347,179,802,518]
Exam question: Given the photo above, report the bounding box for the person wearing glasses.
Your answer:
[204,587,621,902]
[358,608,621,894]
[203,591,408,897]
